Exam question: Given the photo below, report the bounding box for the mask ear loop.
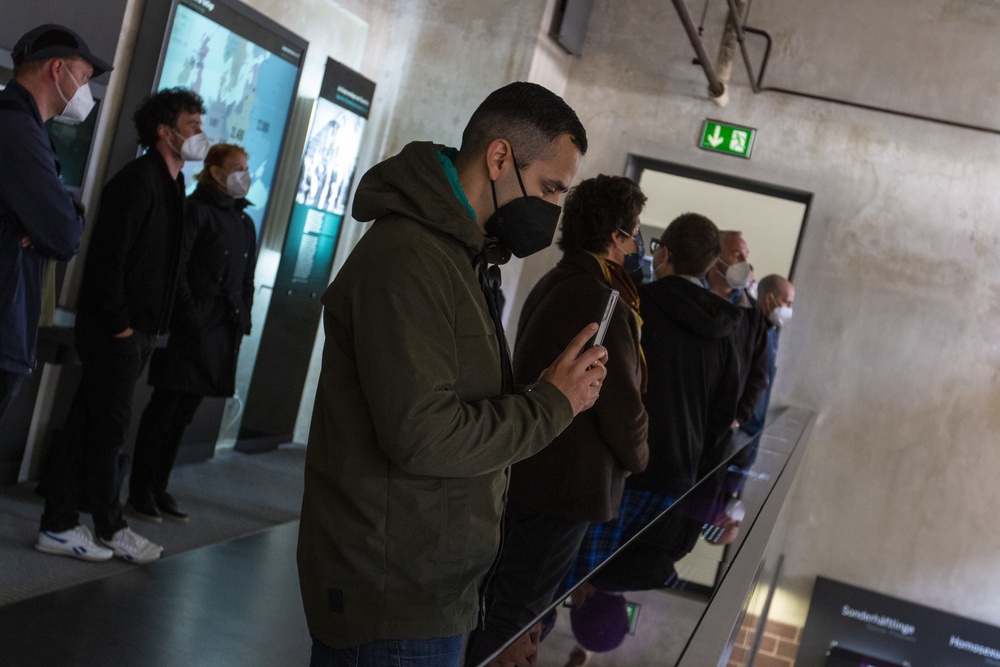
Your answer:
[54,61,75,106]
[167,128,187,158]
[490,143,527,211]
[508,145,529,198]
[612,229,631,257]
[490,179,499,211]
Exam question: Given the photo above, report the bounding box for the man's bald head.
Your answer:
[757,274,794,316]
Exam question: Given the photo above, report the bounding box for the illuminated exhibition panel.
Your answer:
[237,57,375,450]
[97,0,309,463]
[155,0,304,236]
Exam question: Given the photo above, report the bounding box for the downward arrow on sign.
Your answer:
[707,125,724,147]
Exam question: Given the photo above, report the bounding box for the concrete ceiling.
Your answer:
[671,0,1000,130]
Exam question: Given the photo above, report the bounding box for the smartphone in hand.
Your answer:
[586,288,619,349]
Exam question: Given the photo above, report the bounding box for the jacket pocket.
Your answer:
[453,303,500,397]
[453,301,493,338]
[441,478,472,563]
[387,474,474,600]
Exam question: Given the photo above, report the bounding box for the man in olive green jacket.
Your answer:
[298,83,608,665]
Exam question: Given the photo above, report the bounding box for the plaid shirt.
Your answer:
[563,489,675,589]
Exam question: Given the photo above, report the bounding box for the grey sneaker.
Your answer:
[35,525,113,562]
[100,527,163,565]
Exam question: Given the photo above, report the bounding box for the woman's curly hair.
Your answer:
[558,175,647,254]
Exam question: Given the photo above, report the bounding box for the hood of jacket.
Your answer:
[640,275,742,340]
[352,141,484,255]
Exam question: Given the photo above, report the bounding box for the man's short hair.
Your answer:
[458,81,588,168]
[661,213,721,277]
[558,175,646,254]
[12,58,52,79]
[133,87,206,150]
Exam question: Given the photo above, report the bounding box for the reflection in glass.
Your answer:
[472,412,811,667]
[464,177,652,666]
[628,156,811,283]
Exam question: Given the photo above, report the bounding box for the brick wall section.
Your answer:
[727,616,803,667]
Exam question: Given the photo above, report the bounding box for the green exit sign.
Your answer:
[699,119,756,158]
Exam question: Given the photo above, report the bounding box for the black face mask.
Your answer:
[483,152,561,259]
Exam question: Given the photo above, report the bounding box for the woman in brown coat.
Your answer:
[466,174,649,665]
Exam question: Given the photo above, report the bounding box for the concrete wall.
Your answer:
[539,0,1000,627]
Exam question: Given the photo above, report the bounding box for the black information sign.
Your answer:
[798,577,1000,666]
[238,57,375,451]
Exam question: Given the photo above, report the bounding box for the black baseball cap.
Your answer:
[11,24,113,77]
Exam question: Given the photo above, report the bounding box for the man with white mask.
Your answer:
[707,230,769,431]
[37,88,207,565]
[741,274,795,435]
[0,24,111,428]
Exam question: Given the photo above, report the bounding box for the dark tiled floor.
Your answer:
[0,444,305,606]
[0,444,309,666]
[0,521,310,667]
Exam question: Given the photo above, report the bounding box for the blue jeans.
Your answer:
[310,634,462,667]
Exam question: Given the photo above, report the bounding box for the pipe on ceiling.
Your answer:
[667,0,1000,135]
[719,0,1000,136]
[711,0,748,106]
[671,0,726,99]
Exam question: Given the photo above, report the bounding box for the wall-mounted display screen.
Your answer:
[277,57,374,289]
[285,93,366,285]
[156,0,305,237]
[237,57,374,451]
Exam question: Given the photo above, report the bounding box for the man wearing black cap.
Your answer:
[0,26,110,432]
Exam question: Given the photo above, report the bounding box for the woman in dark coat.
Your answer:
[127,143,257,523]
[465,175,650,664]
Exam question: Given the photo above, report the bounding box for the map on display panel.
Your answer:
[157,0,304,235]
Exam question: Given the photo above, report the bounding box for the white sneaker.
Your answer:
[35,525,113,562]
[99,527,163,565]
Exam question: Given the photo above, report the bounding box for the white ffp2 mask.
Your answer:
[226,170,251,198]
[173,130,210,162]
[55,66,95,124]
[768,305,793,328]
[724,261,752,289]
